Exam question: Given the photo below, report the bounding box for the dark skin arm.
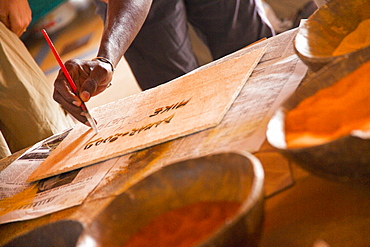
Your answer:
[53,0,152,125]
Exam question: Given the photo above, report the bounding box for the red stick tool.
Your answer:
[42,29,98,134]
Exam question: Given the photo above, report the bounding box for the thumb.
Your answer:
[79,74,100,102]
[79,90,91,102]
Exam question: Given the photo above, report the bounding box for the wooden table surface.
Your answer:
[0,29,369,246]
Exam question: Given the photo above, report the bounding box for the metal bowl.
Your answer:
[267,47,370,184]
[77,151,265,247]
[294,0,370,71]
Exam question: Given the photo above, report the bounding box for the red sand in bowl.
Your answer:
[122,201,241,247]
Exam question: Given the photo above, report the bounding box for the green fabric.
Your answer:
[29,0,66,25]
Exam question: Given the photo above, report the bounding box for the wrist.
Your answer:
[91,57,115,72]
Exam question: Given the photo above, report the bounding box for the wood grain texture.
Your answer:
[27,47,266,182]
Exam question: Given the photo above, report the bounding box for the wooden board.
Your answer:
[27,47,266,182]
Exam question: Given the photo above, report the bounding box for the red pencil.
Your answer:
[41,29,98,134]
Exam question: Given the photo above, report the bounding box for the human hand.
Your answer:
[53,59,113,125]
[0,0,32,36]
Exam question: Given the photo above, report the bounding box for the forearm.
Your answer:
[97,0,152,67]
[53,0,152,125]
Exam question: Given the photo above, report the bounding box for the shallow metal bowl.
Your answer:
[267,47,370,184]
[77,151,265,247]
[294,0,370,71]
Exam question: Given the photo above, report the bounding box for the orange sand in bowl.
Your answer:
[332,19,370,56]
[285,60,370,148]
[122,201,241,247]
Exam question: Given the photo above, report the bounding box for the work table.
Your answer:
[0,28,369,246]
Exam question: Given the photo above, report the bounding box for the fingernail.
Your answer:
[85,121,91,127]
[81,111,86,117]
[73,101,81,107]
[81,91,90,101]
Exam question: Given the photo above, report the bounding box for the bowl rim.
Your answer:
[77,150,265,247]
[294,0,370,70]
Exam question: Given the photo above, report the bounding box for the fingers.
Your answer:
[53,69,87,124]
[53,59,113,125]
[53,87,88,124]
[54,68,82,106]
[9,13,30,36]
[0,0,31,36]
